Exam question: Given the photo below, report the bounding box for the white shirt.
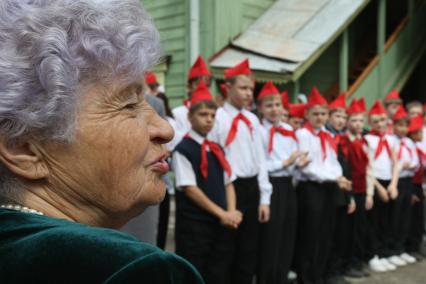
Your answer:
[389,135,419,178]
[260,120,299,177]
[295,126,343,182]
[209,102,273,205]
[171,105,191,145]
[364,133,394,180]
[172,130,236,190]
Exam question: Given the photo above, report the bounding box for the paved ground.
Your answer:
[165,196,426,283]
[347,261,426,284]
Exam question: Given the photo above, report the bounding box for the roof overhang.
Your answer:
[210,0,370,83]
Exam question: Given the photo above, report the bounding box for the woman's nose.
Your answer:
[149,112,174,145]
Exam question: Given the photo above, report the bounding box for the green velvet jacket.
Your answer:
[0,209,204,283]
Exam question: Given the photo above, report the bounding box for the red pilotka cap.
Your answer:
[392,105,408,121]
[329,93,347,110]
[281,91,289,109]
[188,56,211,81]
[190,80,213,105]
[224,59,252,79]
[289,104,306,119]
[257,81,280,101]
[307,87,327,109]
[347,98,366,115]
[144,71,158,85]
[368,100,387,116]
[408,115,423,133]
[384,89,402,103]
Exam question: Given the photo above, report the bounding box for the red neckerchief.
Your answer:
[184,134,232,179]
[369,130,392,159]
[268,125,298,153]
[397,139,413,160]
[303,122,336,160]
[225,112,253,146]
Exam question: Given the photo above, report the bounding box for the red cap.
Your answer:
[257,81,280,101]
[190,80,213,105]
[392,105,408,121]
[408,115,423,133]
[219,83,227,98]
[289,103,306,119]
[347,98,366,115]
[188,56,211,81]
[281,91,289,109]
[384,89,402,103]
[368,100,387,116]
[224,59,252,79]
[307,87,327,109]
[329,93,347,110]
[144,71,158,85]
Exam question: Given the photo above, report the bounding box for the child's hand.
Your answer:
[220,210,243,229]
[365,195,374,210]
[411,194,421,205]
[336,176,351,191]
[402,162,414,170]
[388,184,398,200]
[284,151,303,167]
[296,153,310,168]
[258,205,270,223]
[347,199,356,214]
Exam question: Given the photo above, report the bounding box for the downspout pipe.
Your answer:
[189,0,200,64]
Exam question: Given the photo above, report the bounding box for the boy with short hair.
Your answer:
[383,90,403,134]
[173,81,242,284]
[365,100,401,272]
[295,87,350,284]
[406,115,426,259]
[345,98,375,275]
[256,82,305,284]
[288,104,306,130]
[388,106,419,264]
[324,94,361,284]
[209,59,272,284]
[172,56,212,142]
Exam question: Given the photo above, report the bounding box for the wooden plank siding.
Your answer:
[143,0,188,106]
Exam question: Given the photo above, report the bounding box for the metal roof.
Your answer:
[210,0,369,80]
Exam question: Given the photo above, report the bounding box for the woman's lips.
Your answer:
[149,153,170,174]
[151,160,170,174]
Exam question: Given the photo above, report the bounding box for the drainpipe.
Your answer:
[377,0,386,97]
[189,0,200,64]
[339,30,349,92]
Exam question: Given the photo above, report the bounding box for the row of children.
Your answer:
[144,56,426,284]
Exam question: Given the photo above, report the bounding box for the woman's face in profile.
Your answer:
[43,80,173,222]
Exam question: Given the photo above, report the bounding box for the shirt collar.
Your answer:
[188,129,206,145]
[224,101,242,117]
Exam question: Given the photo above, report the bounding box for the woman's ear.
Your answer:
[0,139,49,180]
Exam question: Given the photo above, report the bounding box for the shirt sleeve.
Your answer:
[296,130,317,180]
[172,152,197,188]
[254,125,273,205]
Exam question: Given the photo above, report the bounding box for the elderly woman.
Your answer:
[0,0,203,283]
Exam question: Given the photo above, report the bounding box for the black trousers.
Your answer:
[295,181,337,284]
[406,184,425,253]
[352,193,371,263]
[257,176,297,284]
[326,203,354,277]
[175,215,235,284]
[156,190,170,249]
[231,176,260,284]
[390,177,413,254]
[368,179,394,257]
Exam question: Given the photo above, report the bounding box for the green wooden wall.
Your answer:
[143,0,275,107]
